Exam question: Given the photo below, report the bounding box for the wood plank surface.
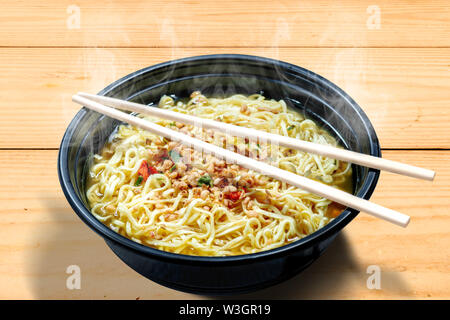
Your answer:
[1,1,449,47]
[1,47,449,149]
[0,150,448,299]
[1,0,448,301]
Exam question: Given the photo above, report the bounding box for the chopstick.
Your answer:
[73,94,411,227]
[76,92,436,181]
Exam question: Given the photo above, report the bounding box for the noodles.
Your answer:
[86,92,352,256]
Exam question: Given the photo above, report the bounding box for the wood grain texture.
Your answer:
[0,0,449,47]
[0,150,448,299]
[1,0,448,301]
[1,47,449,149]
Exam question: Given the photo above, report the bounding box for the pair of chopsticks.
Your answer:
[72,92,436,227]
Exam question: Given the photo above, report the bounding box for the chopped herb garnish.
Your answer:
[169,164,177,172]
[197,174,213,187]
[134,176,143,186]
[169,122,176,127]
[257,143,261,148]
[169,149,182,163]
[287,125,295,131]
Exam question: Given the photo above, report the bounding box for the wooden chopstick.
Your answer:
[72,94,411,227]
[77,92,436,181]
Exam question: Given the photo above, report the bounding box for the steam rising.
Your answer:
[69,14,373,181]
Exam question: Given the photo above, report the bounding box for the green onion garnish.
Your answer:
[169,149,182,163]
[197,174,212,187]
[134,176,143,186]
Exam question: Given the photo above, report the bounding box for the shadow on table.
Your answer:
[27,195,194,299]
[29,195,412,299]
[205,233,358,300]
[213,233,413,299]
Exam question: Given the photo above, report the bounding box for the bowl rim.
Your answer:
[58,54,381,265]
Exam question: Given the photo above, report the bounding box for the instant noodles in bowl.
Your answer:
[58,54,380,294]
[86,92,353,256]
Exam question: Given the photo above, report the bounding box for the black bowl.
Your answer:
[58,54,380,295]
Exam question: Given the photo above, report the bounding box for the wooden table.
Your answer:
[1,1,449,299]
